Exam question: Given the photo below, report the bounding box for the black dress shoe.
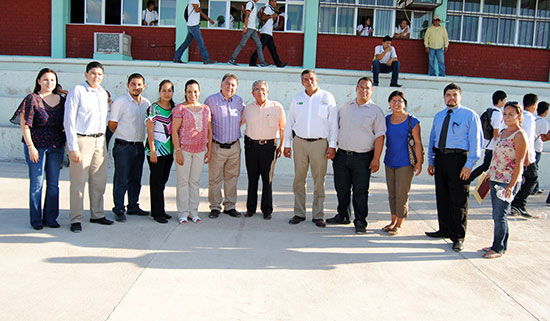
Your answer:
[263,213,272,220]
[127,208,150,216]
[173,59,186,64]
[70,223,82,233]
[33,225,43,230]
[153,216,168,224]
[277,62,288,68]
[223,209,242,217]
[90,217,114,225]
[452,241,464,252]
[163,214,172,219]
[355,225,366,234]
[114,213,127,222]
[244,212,255,217]
[425,230,449,238]
[326,214,350,224]
[46,222,60,228]
[288,215,306,224]
[390,83,402,87]
[313,219,326,228]
[208,209,220,219]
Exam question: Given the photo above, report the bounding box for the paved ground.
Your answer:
[1,160,549,321]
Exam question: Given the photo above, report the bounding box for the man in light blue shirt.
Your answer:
[426,83,482,252]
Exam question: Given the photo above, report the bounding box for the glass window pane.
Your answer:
[287,4,304,31]
[535,22,550,47]
[413,12,431,39]
[520,0,536,16]
[538,0,550,17]
[210,1,227,28]
[483,0,499,13]
[464,0,480,12]
[481,17,498,43]
[500,0,516,14]
[358,0,376,4]
[337,7,354,34]
[448,15,462,40]
[86,0,102,23]
[338,0,355,3]
[122,0,139,25]
[498,18,516,44]
[374,10,393,36]
[462,15,479,41]
[448,0,463,11]
[159,0,176,25]
[518,20,534,45]
[377,0,394,7]
[319,7,336,33]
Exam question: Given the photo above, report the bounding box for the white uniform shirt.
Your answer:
[259,5,276,36]
[284,88,339,148]
[523,110,537,164]
[374,45,398,64]
[64,82,109,152]
[246,1,258,30]
[110,93,151,142]
[535,115,549,153]
[357,24,372,36]
[142,9,158,25]
[187,0,201,27]
[484,106,503,150]
[394,25,410,37]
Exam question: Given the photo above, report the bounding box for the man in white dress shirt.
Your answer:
[64,61,113,233]
[284,70,338,227]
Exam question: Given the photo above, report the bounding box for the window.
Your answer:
[70,0,176,26]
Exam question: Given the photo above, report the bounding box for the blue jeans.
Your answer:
[372,60,400,85]
[428,48,445,76]
[112,142,145,214]
[173,25,210,62]
[489,181,519,253]
[24,144,64,228]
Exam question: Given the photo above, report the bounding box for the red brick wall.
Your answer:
[316,34,550,82]
[66,25,303,66]
[0,1,51,56]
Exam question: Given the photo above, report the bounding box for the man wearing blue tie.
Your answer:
[426,83,483,252]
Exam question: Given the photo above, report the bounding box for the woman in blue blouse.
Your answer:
[382,91,423,235]
[11,68,66,230]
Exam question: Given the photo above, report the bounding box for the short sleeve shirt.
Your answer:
[187,0,201,26]
[259,5,275,36]
[384,114,419,168]
[535,115,549,152]
[337,99,386,153]
[395,25,410,37]
[145,103,173,156]
[172,104,211,153]
[242,99,286,140]
[142,9,158,25]
[374,45,398,64]
[110,93,150,142]
[246,1,258,30]
[357,24,372,36]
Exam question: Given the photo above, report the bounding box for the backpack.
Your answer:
[480,108,496,140]
[184,4,189,22]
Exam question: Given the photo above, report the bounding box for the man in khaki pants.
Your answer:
[283,70,338,227]
[64,61,113,233]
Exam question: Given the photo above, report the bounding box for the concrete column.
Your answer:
[175,0,190,62]
[51,0,68,58]
[434,0,447,24]
[303,0,320,69]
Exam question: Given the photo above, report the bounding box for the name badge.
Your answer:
[229,108,238,117]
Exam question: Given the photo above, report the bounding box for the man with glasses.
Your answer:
[424,14,449,76]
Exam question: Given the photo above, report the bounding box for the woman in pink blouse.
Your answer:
[172,80,212,224]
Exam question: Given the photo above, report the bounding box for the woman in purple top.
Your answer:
[11,68,66,230]
[382,91,423,235]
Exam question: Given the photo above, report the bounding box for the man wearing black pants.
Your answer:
[249,0,287,68]
[241,80,286,219]
[426,83,482,252]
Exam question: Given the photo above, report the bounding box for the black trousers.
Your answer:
[434,152,469,242]
[244,137,277,214]
[332,149,374,228]
[147,154,173,219]
[511,162,538,211]
[249,34,284,67]
[469,149,493,183]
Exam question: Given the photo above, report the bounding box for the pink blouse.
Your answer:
[173,103,211,153]
[489,130,522,184]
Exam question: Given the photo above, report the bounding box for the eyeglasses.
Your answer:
[390,99,405,104]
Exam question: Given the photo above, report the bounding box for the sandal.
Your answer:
[178,217,188,224]
[388,227,401,236]
[191,216,201,224]
[482,250,503,259]
[382,224,394,232]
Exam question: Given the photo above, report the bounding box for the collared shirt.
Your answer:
[204,91,244,143]
[484,105,503,150]
[337,99,386,153]
[246,0,258,30]
[110,93,150,142]
[523,110,537,164]
[64,82,109,152]
[424,25,449,49]
[259,5,276,36]
[374,45,398,64]
[535,114,549,153]
[428,105,483,169]
[284,88,338,148]
[242,99,286,140]
[142,9,158,25]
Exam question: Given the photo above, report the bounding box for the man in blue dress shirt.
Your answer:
[426,83,483,252]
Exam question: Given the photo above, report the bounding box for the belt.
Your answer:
[433,147,468,155]
[338,149,373,156]
[77,133,103,137]
[297,136,323,142]
[245,136,275,145]
[115,138,143,146]
[214,140,238,149]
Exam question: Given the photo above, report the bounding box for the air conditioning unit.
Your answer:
[93,32,132,60]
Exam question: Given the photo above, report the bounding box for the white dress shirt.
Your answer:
[284,88,338,148]
[523,110,537,164]
[64,82,109,152]
[374,45,398,64]
[110,93,150,142]
[535,115,549,153]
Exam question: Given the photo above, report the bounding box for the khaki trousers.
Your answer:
[176,150,206,219]
[208,142,241,211]
[292,137,328,220]
[384,165,414,218]
[68,135,108,223]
